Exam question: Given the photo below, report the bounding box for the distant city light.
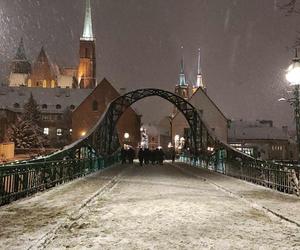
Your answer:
[286,61,300,85]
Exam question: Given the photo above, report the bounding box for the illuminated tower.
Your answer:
[27,47,57,88]
[193,48,205,93]
[78,0,96,89]
[175,49,189,100]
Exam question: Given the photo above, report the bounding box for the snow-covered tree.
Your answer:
[7,116,42,149]
[23,93,41,125]
[7,93,47,149]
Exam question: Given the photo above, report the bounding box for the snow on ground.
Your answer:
[42,164,299,250]
[0,164,126,250]
[0,163,299,249]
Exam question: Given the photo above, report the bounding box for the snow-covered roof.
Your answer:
[0,86,92,114]
[229,120,290,141]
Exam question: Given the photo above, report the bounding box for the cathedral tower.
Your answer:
[175,50,189,100]
[78,0,96,89]
[9,38,31,87]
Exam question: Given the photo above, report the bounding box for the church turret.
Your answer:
[9,38,31,87]
[193,48,205,93]
[175,47,189,100]
[26,46,57,88]
[77,0,96,89]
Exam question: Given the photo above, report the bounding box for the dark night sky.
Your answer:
[1,0,300,128]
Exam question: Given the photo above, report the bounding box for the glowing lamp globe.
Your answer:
[124,132,130,139]
[286,61,300,85]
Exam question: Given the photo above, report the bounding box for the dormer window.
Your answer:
[56,104,61,109]
[70,104,75,110]
[42,104,47,109]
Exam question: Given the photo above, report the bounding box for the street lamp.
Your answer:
[285,48,300,160]
[166,115,174,144]
[124,132,130,139]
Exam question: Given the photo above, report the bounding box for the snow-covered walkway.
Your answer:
[0,163,299,249]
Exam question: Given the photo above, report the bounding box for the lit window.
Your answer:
[69,129,73,134]
[57,129,62,136]
[43,128,49,135]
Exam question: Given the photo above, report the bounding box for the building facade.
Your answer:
[8,0,96,90]
[0,86,92,147]
[72,78,141,147]
[228,120,297,160]
[172,87,228,146]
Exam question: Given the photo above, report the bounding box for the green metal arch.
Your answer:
[42,88,217,161]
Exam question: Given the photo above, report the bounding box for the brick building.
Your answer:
[72,78,141,147]
[228,120,297,160]
[0,86,91,147]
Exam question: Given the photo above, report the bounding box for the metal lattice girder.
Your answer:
[36,88,220,161]
[87,88,214,156]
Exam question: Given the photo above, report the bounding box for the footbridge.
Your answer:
[0,88,300,206]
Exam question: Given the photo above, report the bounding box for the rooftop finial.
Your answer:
[82,0,94,41]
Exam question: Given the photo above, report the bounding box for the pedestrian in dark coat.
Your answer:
[144,148,150,165]
[138,148,144,166]
[121,146,126,164]
[128,147,135,164]
[170,147,175,163]
[158,148,164,165]
[150,150,155,164]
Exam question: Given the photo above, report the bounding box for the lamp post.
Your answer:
[166,115,174,144]
[285,48,300,160]
[124,132,130,146]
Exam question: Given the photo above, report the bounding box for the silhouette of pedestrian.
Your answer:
[121,146,126,164]
[128,146,135,164]
[158,148,164,165]
[138,148,144,166]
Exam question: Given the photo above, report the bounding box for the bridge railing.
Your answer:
[0,153,120,206]
[179,149,300,196]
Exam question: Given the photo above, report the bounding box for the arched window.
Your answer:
[42,104,47,109]
[13,103,20,108]
[92,100,98,111]
[70,104,75,110]
[56,104,61,109]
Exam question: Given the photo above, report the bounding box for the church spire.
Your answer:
[81,0,94,41]
[194,48,205,91]
[179,46,186,86]
[197,48,201,75]
[15,38,27,61]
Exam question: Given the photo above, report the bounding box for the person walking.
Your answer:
[127,146,135,164]
[170,146,175,163]
[138,147,144,166]
[121,145,126,164]
[158,147,164,165]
